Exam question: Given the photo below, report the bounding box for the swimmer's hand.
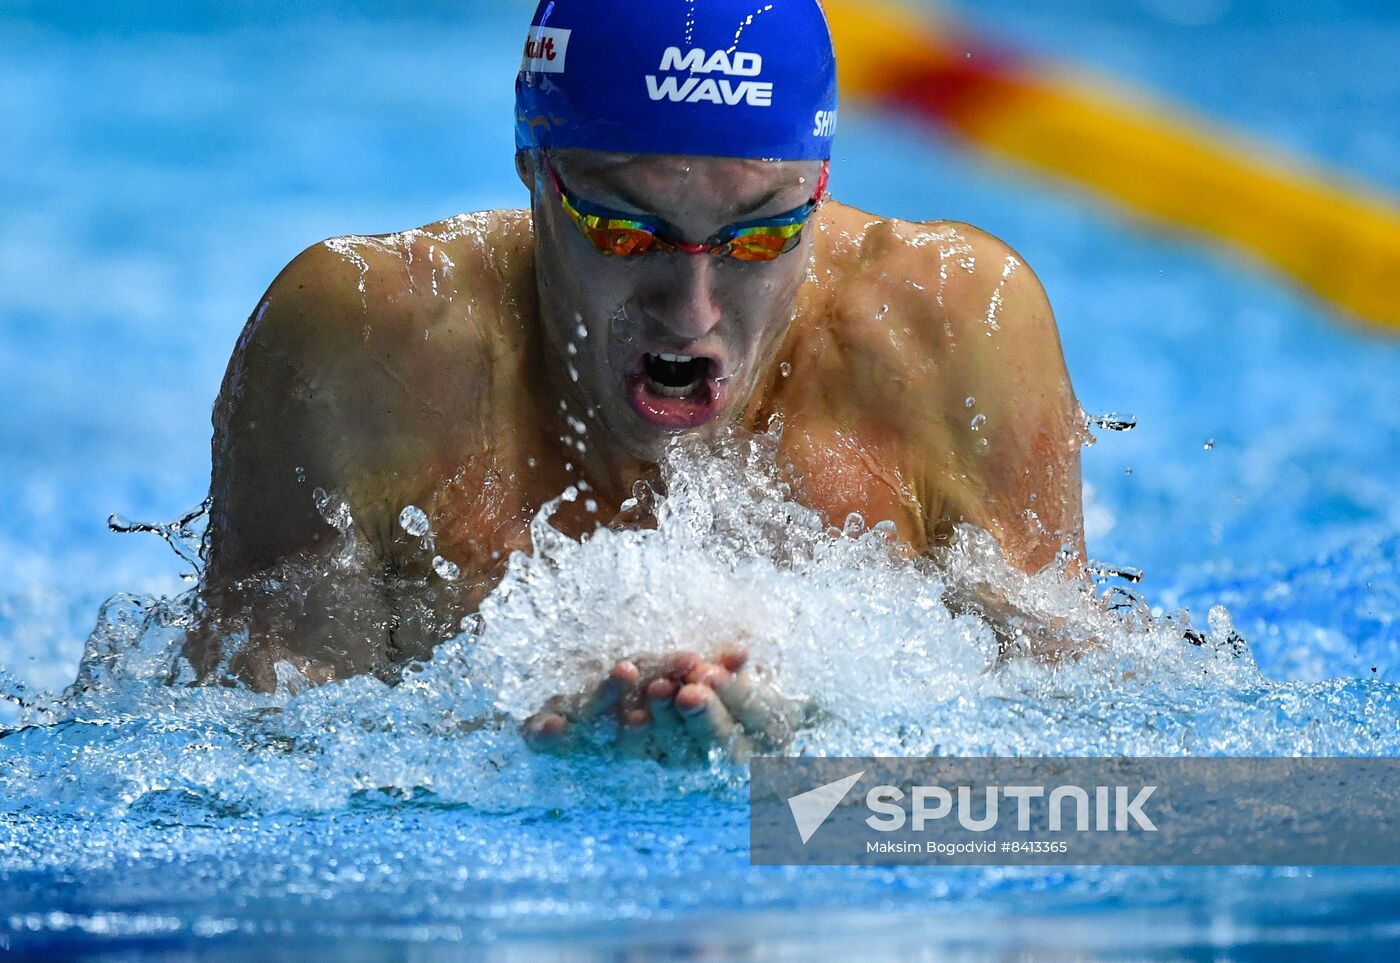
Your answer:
[521,646,800,762]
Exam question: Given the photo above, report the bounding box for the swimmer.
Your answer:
[190,0,1086,758]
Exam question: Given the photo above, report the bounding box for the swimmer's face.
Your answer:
[521,149,823,461]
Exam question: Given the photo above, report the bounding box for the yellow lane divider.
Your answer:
[825,0,1400,332]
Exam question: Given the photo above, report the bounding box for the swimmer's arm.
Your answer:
[917,229,1090,656]
[194,240,433,687]
[917,227,1086,568]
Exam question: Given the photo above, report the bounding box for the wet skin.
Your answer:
[194,150,1086,757]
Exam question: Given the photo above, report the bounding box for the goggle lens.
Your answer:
[725,225,804,262]
[547,154,824,263]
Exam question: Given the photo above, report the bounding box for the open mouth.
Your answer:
[643,352,711,398]
[628,352,725,429]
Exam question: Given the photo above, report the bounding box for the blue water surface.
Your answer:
[2,0,1398,957]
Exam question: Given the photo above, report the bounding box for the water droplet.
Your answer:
[399,505,430,538]
[875,304,889,321]
[526,457,538,469]
[566,342,578,356]
[779,361,792,378]
[1086,412,1137,432]
[964,396,976,408]
[1086,559,1144,583]
[432,555,460,581]
[969,413,987,431]
[1203,438,1215,450]
[567,363,580,383]
[977,437,989,451]
[584,499,599,513]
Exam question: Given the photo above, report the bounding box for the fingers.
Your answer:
[522,710,571,751]
[645,676,685,741]
[675,680,737,743]
[715,644,748,674]
[711,665,794,748]
[578,660,639,720]
[521,648,782,759]
[660,650,701,680]
[615,707,655,757]
[522,659,639,752]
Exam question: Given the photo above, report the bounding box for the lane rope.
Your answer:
[825,0,1400,332]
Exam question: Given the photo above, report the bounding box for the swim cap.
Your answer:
[515,0,838,160]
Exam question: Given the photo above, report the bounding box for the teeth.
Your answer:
[646,376,702,399]
[655,352,694,363]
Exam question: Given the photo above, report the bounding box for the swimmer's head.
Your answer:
[514,0,837,161]
[515,1,838,463]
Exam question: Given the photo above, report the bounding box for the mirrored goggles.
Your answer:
[541,152,829,262]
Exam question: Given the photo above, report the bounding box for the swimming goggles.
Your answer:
[541,151,829,262]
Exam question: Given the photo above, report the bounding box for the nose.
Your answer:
[639,253,723,342]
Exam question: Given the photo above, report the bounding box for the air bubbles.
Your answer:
[1203,438,1216,450]
[964,396,976,408]
[399,505,431,538]
[969,413,987,432]
[779,361,792,378]
[432,555,461,581]
[294,466,307,484]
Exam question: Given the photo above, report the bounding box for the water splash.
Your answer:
[107,497,211,579]
[3,427,1396,822]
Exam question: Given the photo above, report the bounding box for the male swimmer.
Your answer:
[191,0,1085,759]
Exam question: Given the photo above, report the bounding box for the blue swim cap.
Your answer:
[515,0,838,161]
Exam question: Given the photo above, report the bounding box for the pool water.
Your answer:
[2,0,1399,957]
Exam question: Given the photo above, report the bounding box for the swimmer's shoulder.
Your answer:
[230,209,535,397]
[215,210,539,517]
[800,201,1078,447]
[254,208,533,342]
[814,203,1045,342]
[810,203,1065,377]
